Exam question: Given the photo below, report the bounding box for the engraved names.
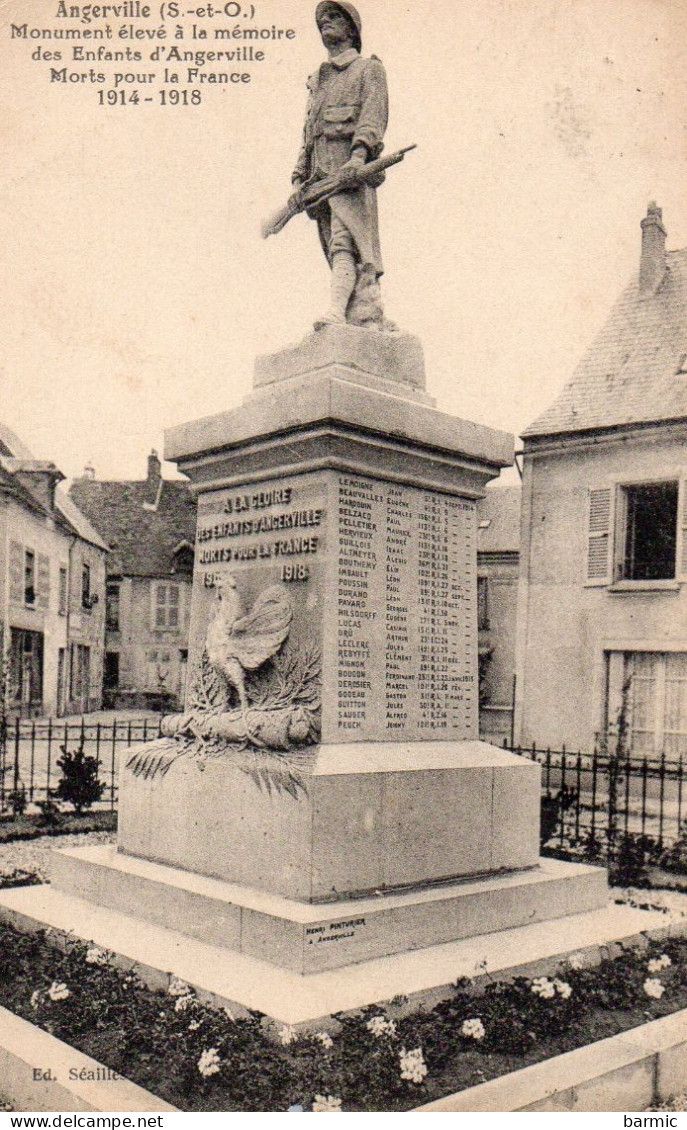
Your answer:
[335,474,477,741]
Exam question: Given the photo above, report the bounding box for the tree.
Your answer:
[53,737,105,815]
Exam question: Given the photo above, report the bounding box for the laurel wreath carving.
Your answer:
[126,638,321,797]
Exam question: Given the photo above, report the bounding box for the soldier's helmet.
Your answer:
[316,2,362,52]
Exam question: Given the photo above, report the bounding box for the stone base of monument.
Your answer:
[116,741,543,905]
[0,878,668,1028]
[49,844,608,975]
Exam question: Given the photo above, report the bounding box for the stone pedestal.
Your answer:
[42,327,607,1015]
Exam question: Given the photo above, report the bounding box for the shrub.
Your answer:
[36,798,62,827]
[610,834,658,888]
[53,739,105,815]
[540,785,578,847]
[7,788,27,817]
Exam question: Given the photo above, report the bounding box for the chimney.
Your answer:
[16,465,64,513]
[144,449,162,508]
[639,201,667,295]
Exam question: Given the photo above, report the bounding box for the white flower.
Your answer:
[566,952,585,971]
[648,954,672,974]
[197,1048,221,1078]
[189,1020,201,1032]
[174,994,195,1013]
[315,1031,334,1049]
[531,977,556,1000]
[85,946,108,966]
[30,990,41,1010]
[554,979,573,1000]
[168,976,191,998]
[47,982,70,1002]
[461,1018,486,1041]
[280,1025,298,1046]
[399,1047,428,1084]
[312,1095,342,1112]
[366,1015,397,1038]
[644,978,665,1000]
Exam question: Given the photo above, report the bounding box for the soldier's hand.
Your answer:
[338,162,363,188]
[288,183,305,210]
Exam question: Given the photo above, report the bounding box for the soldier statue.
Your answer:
[292,2,389,331]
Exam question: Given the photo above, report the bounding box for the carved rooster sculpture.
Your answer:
[205,574,293,717]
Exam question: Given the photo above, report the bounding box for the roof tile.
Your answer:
[69,478,196,577]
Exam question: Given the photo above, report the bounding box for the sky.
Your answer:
[1,0,686,485]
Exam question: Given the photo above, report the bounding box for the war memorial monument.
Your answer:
[1,1,658,1035]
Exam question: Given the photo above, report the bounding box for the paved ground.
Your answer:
[0,830,116,883]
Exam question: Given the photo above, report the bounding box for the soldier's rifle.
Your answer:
[261,144,417,240]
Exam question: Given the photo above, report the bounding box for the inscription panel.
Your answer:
[187,471,328,701]
[330,474,477,742]
[189,469,477,742]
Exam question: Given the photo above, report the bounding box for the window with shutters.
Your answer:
[586,477,685,587]
[153,583,180,629]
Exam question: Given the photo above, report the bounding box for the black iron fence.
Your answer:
[0,718,163,815]
[508,742,686,863]
[1,721,686,869]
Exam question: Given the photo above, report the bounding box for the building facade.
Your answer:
[70,452,196,711]
[476,485,520,746]
[515,204,687,761]
[0,425,107,717]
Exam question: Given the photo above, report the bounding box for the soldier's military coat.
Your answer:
[293,47,388,276]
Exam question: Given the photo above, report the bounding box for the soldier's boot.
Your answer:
[314,251,356,330]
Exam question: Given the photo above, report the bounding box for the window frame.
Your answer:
[81,562,92,611]
[605,645,687,761]
[58,566,68,616]
[24,549,36,608]
[106,581,121,631]
[585,471,687,590]
[613,477,679,585]
[151,581,181,631]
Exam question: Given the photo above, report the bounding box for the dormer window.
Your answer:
[172,541,194,577]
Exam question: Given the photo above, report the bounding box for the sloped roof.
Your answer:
[476,485,521,554]
[0,422,35,460]
[523,248,687,439]
[69,477,197,578]
[55,488,109,553]
[0,427,108,551]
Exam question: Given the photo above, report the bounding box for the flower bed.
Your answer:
[1,920,687,1112]
[0,811,116,845]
